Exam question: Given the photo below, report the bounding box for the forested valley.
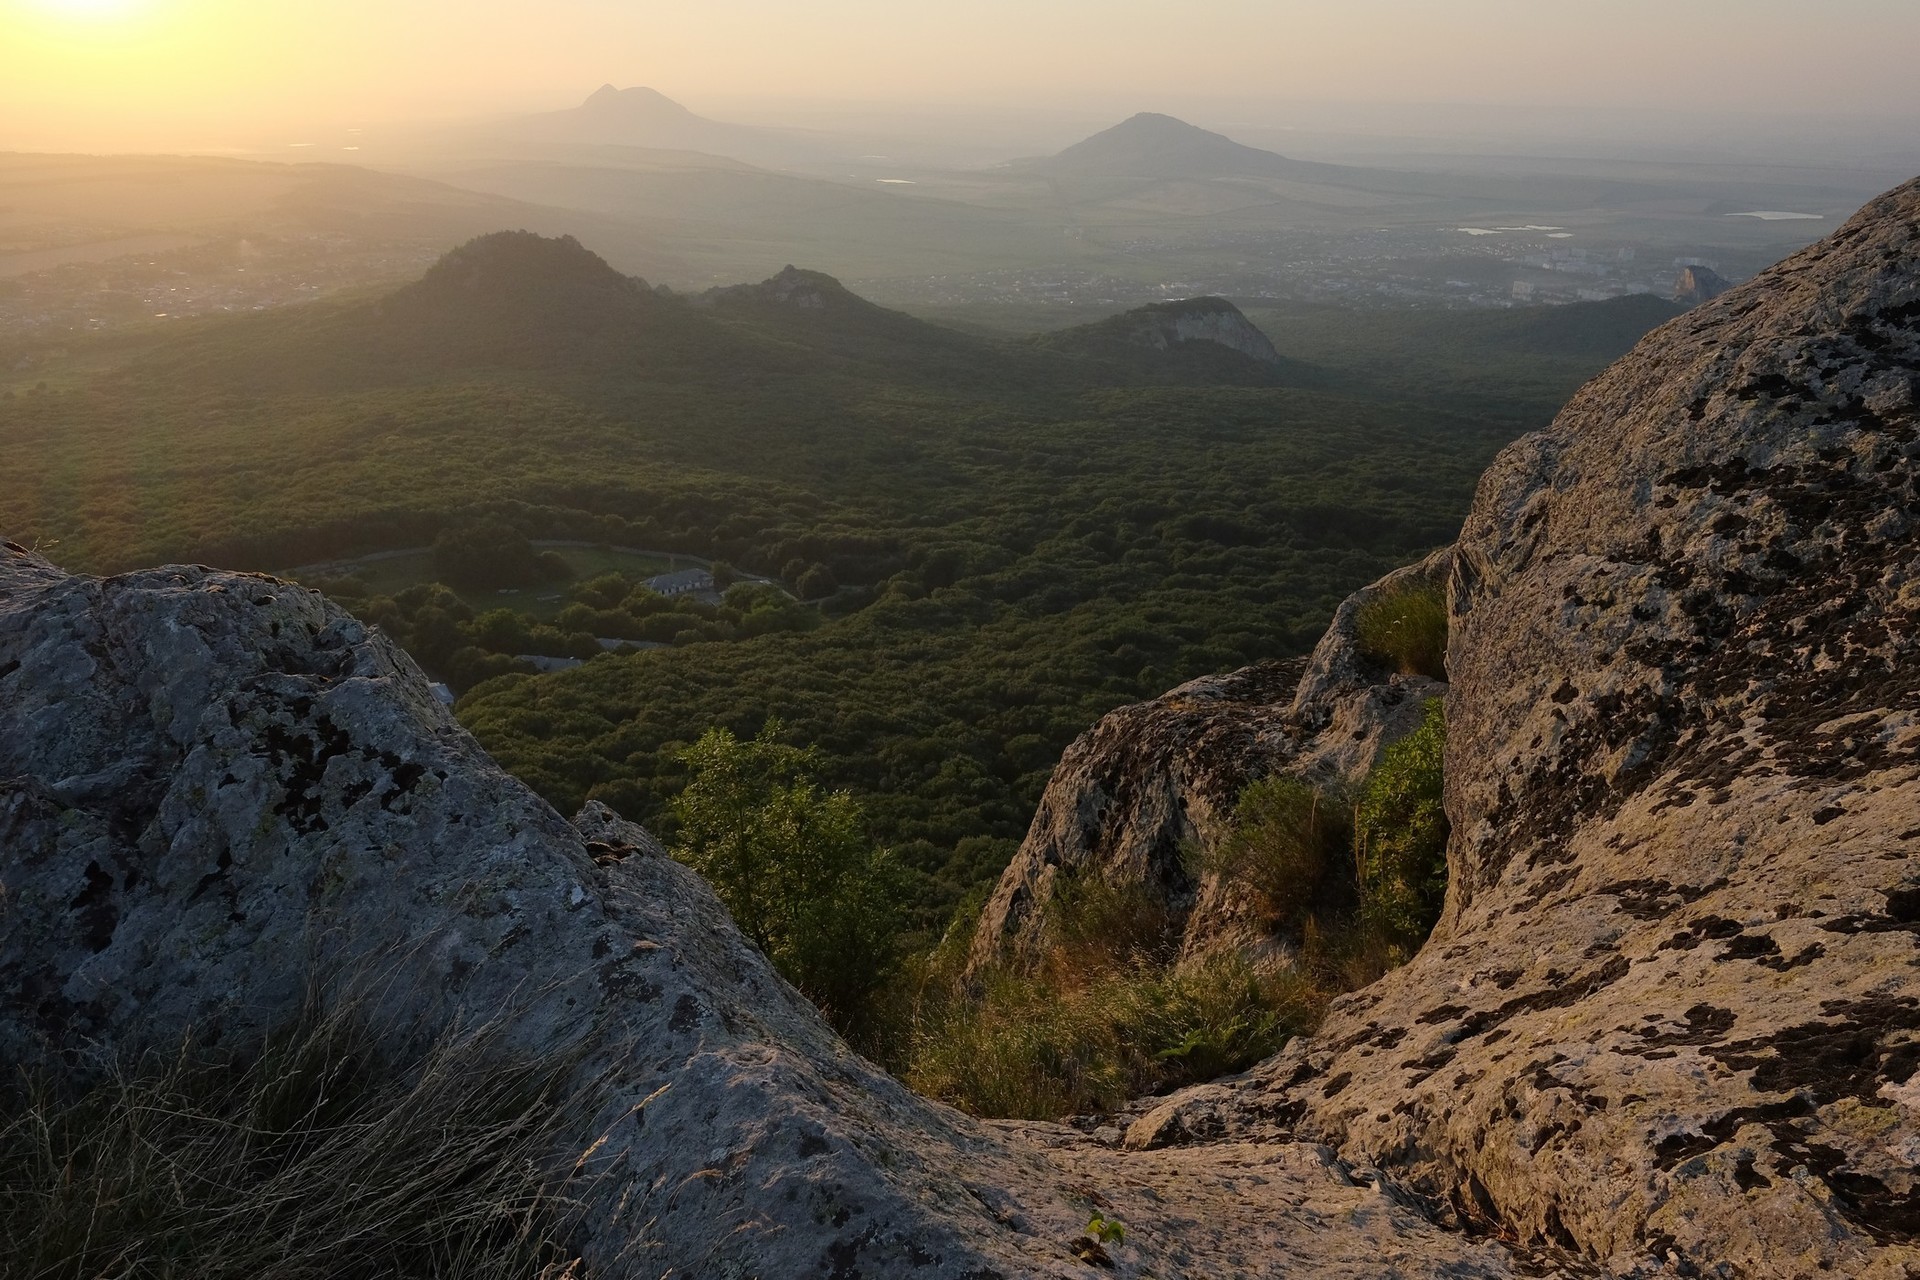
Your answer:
[0,231,1680,1056]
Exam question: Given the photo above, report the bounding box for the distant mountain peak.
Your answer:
[699,264,862,312]
[1041,112,1312,181]
[397,230,649,316]
[578,84,695,120]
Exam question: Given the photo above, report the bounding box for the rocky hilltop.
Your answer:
[3,175,1918,1276]
[1038,296,1290,372]
[700,263,852,311]
[1674,263,1732,306]
[1099,297,1285,363]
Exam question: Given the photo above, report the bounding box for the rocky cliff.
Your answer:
[1040,296,1287,369]
[1125,176,1920,1277]
[1109,297,1285,363]
[1674,263,1732,307]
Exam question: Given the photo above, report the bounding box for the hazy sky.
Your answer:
[5,0,1919,151]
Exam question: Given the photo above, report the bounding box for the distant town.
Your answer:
[862,223,1754,313]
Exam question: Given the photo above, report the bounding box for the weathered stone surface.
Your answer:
[1103,298,1285,363]
[0,545,1536,1278]
[964,659,1304,978]
[1128,177,1920,1278]
[968,548,1450,978]
[1674,264,1732,308]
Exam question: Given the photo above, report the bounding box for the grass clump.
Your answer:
[1200,775,1353,935]
[1353,580,1449,679]
[907,950,1298,1121]
[905,700,1451,1119]
[904,879,1300,1119]
[0,1001,596,1280]
[1243,698,1450,990]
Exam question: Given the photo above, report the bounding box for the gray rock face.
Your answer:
[1674,263,1732,307]
[964,659,1306,979]
[1122,299,1284,363]
[0,546,1535,1278]
[1127,177,1920,1277]
[968,547,1451,979]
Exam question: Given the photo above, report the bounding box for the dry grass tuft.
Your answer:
[0,997,598,1280]
[1353,581,1449,679]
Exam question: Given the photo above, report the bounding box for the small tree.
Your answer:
[467,607,532,654]
[796,563,838,601]
[671,724,903,1044]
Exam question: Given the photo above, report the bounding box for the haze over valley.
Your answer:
[5,4,1920,1276]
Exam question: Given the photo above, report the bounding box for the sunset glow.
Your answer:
[26,0,142,18]
[1,0,1917,153]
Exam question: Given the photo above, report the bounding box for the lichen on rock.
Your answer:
[1130,175,1920,1278]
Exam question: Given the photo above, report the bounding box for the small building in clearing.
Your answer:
[645,568,714,597]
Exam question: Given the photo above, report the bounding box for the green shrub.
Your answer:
[1201,775,1353,934]
[1353,697,1450,948]
[1353,580,1449,679]
[0,1002,592,1280]
[672,722,905,1049]
[907,702,1451,1119]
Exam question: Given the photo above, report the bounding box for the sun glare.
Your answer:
[28,0,142,18]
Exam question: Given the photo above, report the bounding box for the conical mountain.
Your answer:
[480,85,836,169]
[1039,112,1340,181]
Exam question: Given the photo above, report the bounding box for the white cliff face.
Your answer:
[1118,301,1285,363]
[1162,306,1285,362]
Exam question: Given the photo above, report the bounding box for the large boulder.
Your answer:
[0,546,1536,1278]
[1130,178,1920,1278]
[967,548,1450,979]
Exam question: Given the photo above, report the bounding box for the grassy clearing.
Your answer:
[0,1000,598,1280]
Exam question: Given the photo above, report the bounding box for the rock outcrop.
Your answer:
[701,264,844,311]
[1040,297,1289,372]
[1129,176,1920,1277]
[1674,263,1732,307]
[0,546,1538,1278]
[1108,298,1285,363]
[968,548,1450,978]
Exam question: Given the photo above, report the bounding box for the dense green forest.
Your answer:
[0,231,1678,943]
